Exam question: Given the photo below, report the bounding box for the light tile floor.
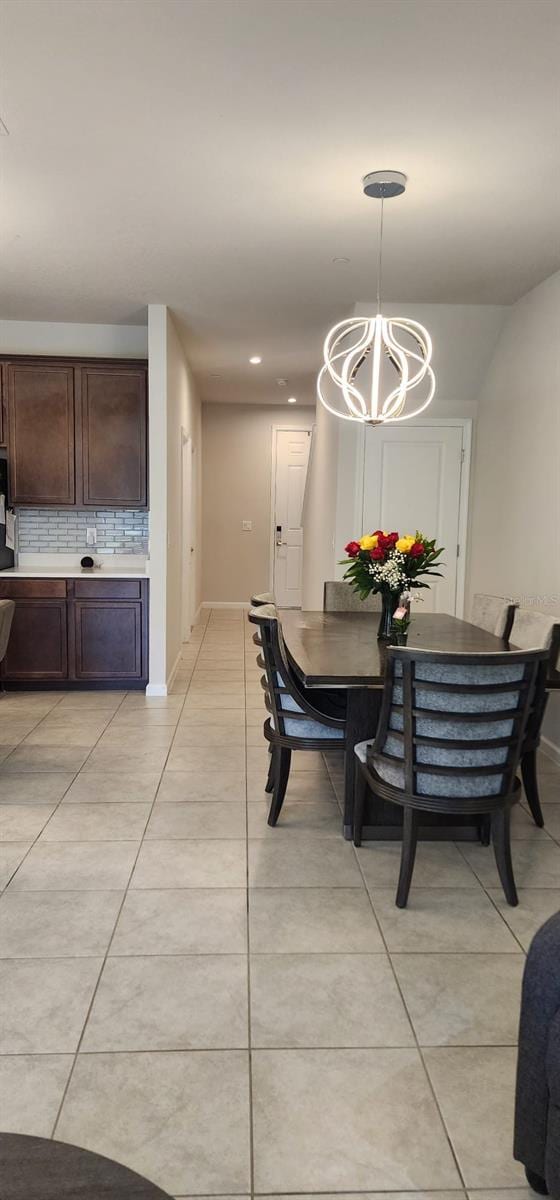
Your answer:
[0,606,558,1199]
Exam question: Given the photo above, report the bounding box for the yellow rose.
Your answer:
[359,534,378,551]
[396,535,415,553]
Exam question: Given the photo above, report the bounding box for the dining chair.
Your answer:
[353,645,549,908]
[0,600,15,689]
[471,593,517,639]
[248,604,345,825]
[510,608,560,827]
[324,581,382,612]
[250,591,275,607]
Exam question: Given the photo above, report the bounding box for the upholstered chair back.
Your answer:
[511,609,560,670]
[371,646,549,802]
[324,581,381,613]
[471,593,516,639]
[248,605,344,741]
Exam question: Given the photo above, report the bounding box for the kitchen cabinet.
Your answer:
[7,364,75,505]
[0,577,148,687]
[80,366,147,506]
[2,595,68,681]
[0,356,148,508]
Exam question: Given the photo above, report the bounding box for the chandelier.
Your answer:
[317,170,435,425]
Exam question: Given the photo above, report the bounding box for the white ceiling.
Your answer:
[1,0,559,405]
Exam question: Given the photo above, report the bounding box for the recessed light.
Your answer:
[287,396,297,404]
[249,355,262,365]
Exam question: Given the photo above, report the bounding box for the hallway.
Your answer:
[0,607,559,1196]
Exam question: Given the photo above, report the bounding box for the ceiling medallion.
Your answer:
[317,171,435,425]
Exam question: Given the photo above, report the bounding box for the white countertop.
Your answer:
[0,567,148,579]
[0,554,149,580]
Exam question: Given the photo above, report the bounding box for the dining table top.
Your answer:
[280,609,560,689]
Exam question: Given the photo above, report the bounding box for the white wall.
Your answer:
[202,403,315,604]
[301,398,339,609]
[147,305,201,692]
[468,270,560,756]
[0,319,147,358]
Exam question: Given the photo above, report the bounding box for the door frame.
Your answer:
[349,417,472,619]
[269,424,314,600]
[180,428,195,642]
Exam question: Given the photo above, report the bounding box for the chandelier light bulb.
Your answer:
[317,170,436,425]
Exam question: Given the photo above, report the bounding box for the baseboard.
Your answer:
[192,603,203,625]
[202,600,247,610]
[145,682,168,697]
[541,734,560,768]
[165,649,183,693]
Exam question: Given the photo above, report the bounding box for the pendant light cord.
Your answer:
[376,196,384,314]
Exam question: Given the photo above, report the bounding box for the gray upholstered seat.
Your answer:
[471,593,516,639]
[0,599,15,665]
[250,591,275,607]
[323,581,381,613]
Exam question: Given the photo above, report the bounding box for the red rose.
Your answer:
[378,531,399,551]
[409,541,424,558]
[371,546,385,560]
[372,530,384,538]
[344,541,360,557]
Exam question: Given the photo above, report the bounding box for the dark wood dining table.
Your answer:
[281,610,560,841]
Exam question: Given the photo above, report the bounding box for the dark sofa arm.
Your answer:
[514,912,560,1188]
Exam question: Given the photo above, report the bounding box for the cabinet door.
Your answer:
[7,364,75,504]
[80,367,147,507]
[0,364,6,446]
[2,600,68,680]
[73,601,143,680]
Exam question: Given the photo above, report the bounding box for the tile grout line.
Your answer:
[49,637,206,1139]
[347,823,469,1191]
[0,692,132,893]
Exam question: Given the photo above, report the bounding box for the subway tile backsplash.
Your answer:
[16,509,149,555]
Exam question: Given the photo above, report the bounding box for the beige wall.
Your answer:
[202,403,315,604]
[467,269,560,754]
[148,305,201,691]
[166,313,202,677]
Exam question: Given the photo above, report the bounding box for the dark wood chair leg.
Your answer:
[353,760,367,847]
[267,747,291,827]
[479,815,491,845]
[492,807,518,907]
[396,808,419,909]
[265,745,276,793]
[521,749,544,828]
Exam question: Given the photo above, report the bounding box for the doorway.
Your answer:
[271,426,312,608]
[360,421,470,616]
[181,430,195,642]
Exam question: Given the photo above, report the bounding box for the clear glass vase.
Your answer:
[377,590,401,640]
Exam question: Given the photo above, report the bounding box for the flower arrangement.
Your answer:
[341,529,444,638]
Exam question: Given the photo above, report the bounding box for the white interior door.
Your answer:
[362,424,464,614]
[181,432,194,641]
[273,428,312,608]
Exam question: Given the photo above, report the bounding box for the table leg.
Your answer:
[343,687,381,839]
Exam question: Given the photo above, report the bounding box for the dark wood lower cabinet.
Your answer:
[3,600,68,681]
[73,601,143,681]
[0,578,148,688]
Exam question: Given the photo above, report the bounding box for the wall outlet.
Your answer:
[242,520,252,531]
[86,527,97,546]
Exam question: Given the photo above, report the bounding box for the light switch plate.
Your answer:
[242,520,252,531]
[86,527,97,545]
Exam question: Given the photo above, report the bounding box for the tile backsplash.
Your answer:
[16,509,149,555]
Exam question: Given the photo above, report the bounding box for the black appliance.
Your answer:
[0,457,14,571]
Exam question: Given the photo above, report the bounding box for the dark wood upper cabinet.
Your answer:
[80,367,147,507]
[7,364,75,505]
[0,364,6,446]
[2,356,148,508]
